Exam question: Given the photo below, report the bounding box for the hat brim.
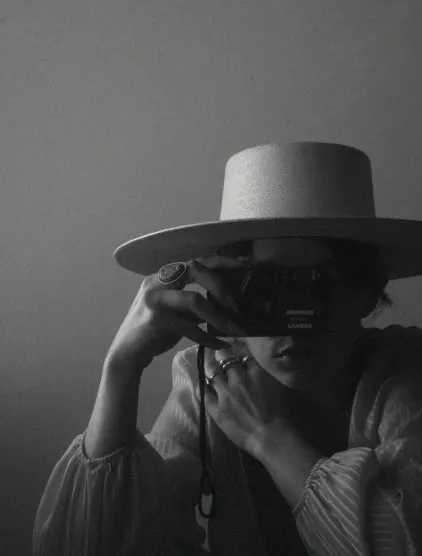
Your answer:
[113,217,422,280]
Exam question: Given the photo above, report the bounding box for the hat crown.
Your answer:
[220,142,376,221]
[114,139,422,280]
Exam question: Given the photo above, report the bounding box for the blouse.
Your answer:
[33,325,422,555]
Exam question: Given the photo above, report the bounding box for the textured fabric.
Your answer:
[33,325,422,555]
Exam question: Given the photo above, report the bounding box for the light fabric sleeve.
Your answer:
[32,349,208,556]
[292,369,422,556]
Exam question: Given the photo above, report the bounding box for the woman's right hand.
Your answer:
[103,256,249,375]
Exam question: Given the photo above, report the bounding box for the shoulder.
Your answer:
[353,325,422,443]
[375,324,422,379]
[373,325,422,422]
[362,323,422,346]
[360,325,422,387]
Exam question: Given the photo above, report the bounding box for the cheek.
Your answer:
[242,338,273,367]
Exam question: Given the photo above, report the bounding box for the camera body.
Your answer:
[206,261,373,337]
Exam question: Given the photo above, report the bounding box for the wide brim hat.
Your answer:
[114,142,422,281]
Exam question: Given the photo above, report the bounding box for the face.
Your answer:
[224,238,381,394]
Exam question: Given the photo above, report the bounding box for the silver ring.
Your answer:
[157,262,192,289]
[219,355,251,371]
[218,356,243,373]
[205,355,252,387]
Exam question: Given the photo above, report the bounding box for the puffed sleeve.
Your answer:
[292,368,422,556]
[33,348,208,556]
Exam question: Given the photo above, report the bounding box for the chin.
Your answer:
[269,358,330,391]
[276,374,313,391]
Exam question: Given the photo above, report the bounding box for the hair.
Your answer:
[326,237,393,319]
[216,237,394,319]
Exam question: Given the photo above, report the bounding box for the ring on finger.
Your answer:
[157,261,193,289]
[205,355,252,388]
[218,356,243,373]
[204,362,237,388]
[218,356,250,373]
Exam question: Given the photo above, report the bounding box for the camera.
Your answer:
[206,263,332,337]
[205,255,380,337]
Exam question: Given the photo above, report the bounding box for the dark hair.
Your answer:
[216,238,393,318]
[327,238,393,318]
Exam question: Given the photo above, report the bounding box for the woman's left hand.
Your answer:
[198,343,294,458]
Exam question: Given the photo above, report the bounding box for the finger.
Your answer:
[157,288,246,337]
[214,346,236,362]
[213,347,246,388]
[203,347,228,394]
[153,258,240,311]
[167,313,233,351]
[189,259,242,315]
[215,342,250,360]
[195,380,219,409]
[203,388,219,415]
[149,260,247,333]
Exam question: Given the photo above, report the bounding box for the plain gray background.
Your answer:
[1,1,422,554]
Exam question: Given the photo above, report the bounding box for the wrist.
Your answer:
[103,352,152,378]
[255,423,324,509]
[246,416,294,461]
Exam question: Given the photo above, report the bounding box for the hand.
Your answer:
[198,343,295,458]
[103,256,246,376]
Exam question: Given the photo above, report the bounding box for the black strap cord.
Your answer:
[196,344,217,519]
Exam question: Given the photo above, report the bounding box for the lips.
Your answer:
[276,349,305,357]
[273,345,315,357]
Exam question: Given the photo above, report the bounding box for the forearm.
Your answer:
[253,421,324,509]
[84,362,150,459]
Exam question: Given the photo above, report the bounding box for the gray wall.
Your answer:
[1,2,422,554]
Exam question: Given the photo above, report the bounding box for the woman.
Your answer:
[33,142,422,555]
